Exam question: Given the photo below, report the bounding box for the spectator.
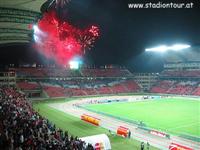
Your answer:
[147,142,150,150]
[0,87,93,150]
[141,142,145,150]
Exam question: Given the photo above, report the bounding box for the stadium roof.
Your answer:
[164,46,200,63]
[0,0,45,44]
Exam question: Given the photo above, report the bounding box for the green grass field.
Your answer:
[84,97,200,137]
[33,101,158,150]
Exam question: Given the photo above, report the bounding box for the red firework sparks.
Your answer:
[33,10,99,66]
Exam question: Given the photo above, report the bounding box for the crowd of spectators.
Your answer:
[0,87,94,150]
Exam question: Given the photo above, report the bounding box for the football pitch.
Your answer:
[84,97,200,137]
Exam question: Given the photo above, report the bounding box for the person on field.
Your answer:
[141,142,145,150]
[147,142,150,150]
[128,130,131,138]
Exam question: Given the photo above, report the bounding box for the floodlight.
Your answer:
[33,25,37,30]
[170,44,191,51]
[33,35,39,42]
[145,44,191,52]
[69,61,79,69]
[33,25,39,33]
[145,45,168,52]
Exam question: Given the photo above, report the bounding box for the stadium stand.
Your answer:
[15,68,46,77]
[151,62,200,96]
[14,67,141,98]
[40,79,140,97]
[192,86,200,96]
[122,80,141,92]
[43,86,66,97]
[15,66,200,97]
[82,88,98,95]
[15,67,132,78]
[150,80,200,96]
[161,70,200,77]
[112,84,128,93]
[17,81,40,90]
[98,86,113,95]
[43,68,82,77]
[81,68,132,77]
[150,80,175,94]
[0,87,93,149]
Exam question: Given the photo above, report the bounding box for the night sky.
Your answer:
[0,0,200,72]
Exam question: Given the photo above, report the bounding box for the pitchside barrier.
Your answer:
[149,129,170,139]
[81,114,100,126]
[169,143,193,150]
[117,126,131,138]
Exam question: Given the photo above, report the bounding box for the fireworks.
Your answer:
[79,26,100,50]
[33,2,100,66]
[55,0,71,8]
[46,0,71,10]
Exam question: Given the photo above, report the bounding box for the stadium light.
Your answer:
[33,25,39,33]
[69,56,83,69]
[33,25,46,43]
[169,44,191,51]
[69,60,79,69]
[145,45,168,52]
[145,44,191,52]
[33,35,39,42]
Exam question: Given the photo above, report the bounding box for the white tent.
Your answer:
[80,134,111,150]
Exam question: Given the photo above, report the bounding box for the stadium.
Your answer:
[0,0,199,150]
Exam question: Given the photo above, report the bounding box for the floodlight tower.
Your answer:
[145,44,191,52]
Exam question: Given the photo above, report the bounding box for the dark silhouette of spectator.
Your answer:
[0,87,94,150]
[141,142,145,150]
[128,130,131,138]
[147,142,150,150]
